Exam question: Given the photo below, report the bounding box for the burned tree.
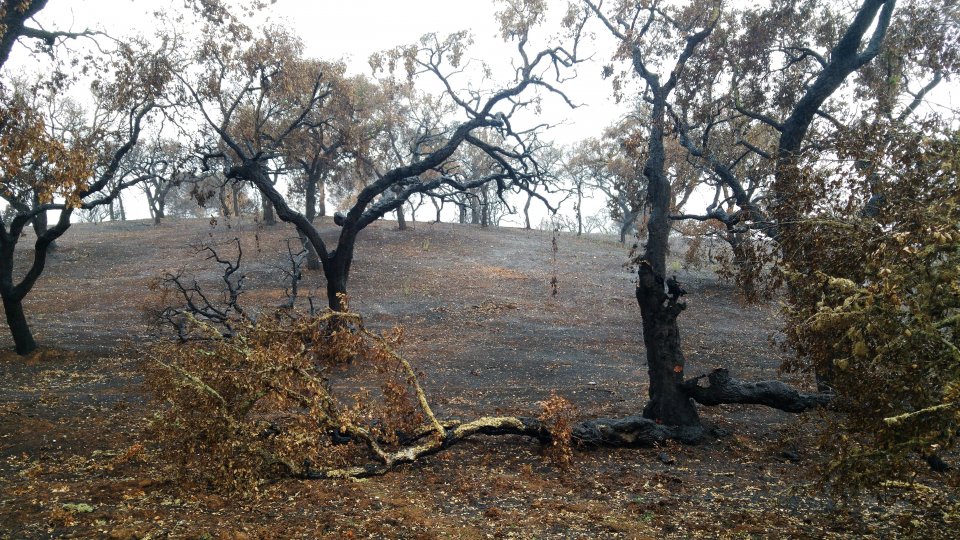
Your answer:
[179,11,583,311]
[582,0,896,432]
[0,20,169,353]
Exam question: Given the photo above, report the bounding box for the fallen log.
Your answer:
[682,368,832,413]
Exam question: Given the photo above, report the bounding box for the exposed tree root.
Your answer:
[682,368,832,413]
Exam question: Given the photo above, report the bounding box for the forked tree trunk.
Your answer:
[636,265,700,428]
[31,205,55,250]
[322,251,351,311]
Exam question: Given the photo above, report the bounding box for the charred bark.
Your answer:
[261,196,276,226]
[321,251,350,311]
[298,229,321,271]
[3,296,36,355]
[682,368,831,413]
[636,263,701,428]
[303,414,702,479]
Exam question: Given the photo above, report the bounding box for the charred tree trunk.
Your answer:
[298,229,321,271]
[322,250,351,311]
[469,195,481,225]
[396,206,407,231]
[682,368,832,412]
[261,197,276,226]
[3,295,36,355]
[0,207,73,355]
[636,265,700,429]
[231,183,241,217]
[480,190,489,228]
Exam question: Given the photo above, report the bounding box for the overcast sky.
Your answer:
[31,0,628,146]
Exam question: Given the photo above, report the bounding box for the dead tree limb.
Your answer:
[159,238,246,340]
[682,368,832,413]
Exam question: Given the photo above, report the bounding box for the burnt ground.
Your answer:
[0,217,956,539]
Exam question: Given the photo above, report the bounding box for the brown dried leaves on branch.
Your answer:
[537,392,576,468]
[783,127,960,489]
[145,311,431,494]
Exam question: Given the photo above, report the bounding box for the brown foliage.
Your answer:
[145,311,428,494]
[537,392,576,468]
[783,124,960,489]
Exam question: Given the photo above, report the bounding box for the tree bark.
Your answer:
[682,368,831,413]
[619,219,632,244]
[30,198,55,250]
[218,185,229,217]
[231,183,241,217]
[298,229,321,271]
[262,196,276,226]
[322,251,351,311]
[396,206,407,231]
[470,194,480,225]
[3,296,36,355]
[155,188,167,225]
[431,196,443,223]
[523,192,532,230]
[480,190,489,228]
[637,99,700,428]
[636,264,701,428]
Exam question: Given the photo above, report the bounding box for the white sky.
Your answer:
[30,0,627,144]
[19,0,627,225]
